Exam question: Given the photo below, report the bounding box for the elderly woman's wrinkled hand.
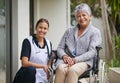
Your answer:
[62,55,75,66]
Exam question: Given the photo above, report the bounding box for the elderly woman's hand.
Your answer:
[62,55,68,63]
[62,55,75,66]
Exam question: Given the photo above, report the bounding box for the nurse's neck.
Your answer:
[36,35,44,43]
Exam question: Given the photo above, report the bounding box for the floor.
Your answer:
[0,69,6,83]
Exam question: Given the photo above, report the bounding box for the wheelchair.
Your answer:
[49,46,107,83]
[78,46,105,83]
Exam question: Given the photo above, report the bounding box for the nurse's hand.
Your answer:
[43,65,49,79]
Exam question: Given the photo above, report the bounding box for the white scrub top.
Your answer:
[28,36,49,83]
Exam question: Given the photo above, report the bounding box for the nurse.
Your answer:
[13,18,52,83]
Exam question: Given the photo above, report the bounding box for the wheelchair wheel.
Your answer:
[98,59,108,83]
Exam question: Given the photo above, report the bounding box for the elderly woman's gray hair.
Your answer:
[74,3,92,17]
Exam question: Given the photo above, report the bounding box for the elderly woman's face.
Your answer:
[76,11,91,28]
[36,22,48,38]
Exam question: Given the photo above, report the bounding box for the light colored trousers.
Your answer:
[54,62,88,83]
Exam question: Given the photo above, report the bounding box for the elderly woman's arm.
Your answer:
[57,28,70,58]
[74,29,102,63]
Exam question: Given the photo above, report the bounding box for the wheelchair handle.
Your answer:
[96,46,102,57]
[96,46,102,51]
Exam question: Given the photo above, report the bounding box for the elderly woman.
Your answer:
[54,3,102,83]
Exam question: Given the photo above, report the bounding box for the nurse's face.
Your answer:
[36,22,48,38]
[76,11,91,28]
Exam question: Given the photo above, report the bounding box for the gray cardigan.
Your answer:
[56,23,102,68]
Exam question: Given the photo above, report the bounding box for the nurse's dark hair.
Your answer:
[35,18,49,29]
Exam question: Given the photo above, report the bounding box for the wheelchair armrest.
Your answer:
[48,50,58,69]
[93,56,99,74]
[52,50,57,58]
[52,50,58,61]
[92,46,102,74]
